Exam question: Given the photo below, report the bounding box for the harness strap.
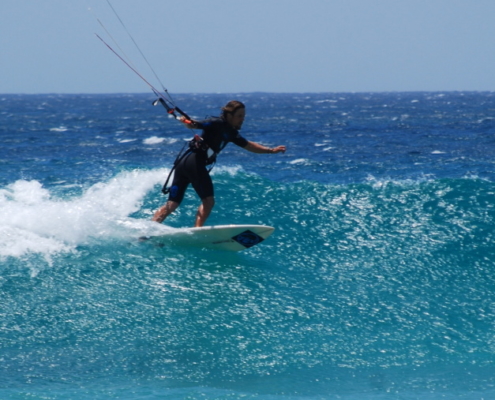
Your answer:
[161,142,190,195]
[161,136,217,195]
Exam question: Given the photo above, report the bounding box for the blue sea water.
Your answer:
[1,92,495,399]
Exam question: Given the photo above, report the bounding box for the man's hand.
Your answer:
[179,116,194,128]
[271,145,286,154]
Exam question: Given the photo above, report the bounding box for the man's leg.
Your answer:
[152,200,179,223]
[194,196,215,227]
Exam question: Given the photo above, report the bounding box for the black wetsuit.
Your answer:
[168,117,248,204]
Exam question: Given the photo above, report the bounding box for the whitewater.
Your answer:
[1,92,495,399]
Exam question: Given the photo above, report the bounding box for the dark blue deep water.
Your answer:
[1,92,495,399]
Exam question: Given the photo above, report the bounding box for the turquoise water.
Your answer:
[1,92,495,399]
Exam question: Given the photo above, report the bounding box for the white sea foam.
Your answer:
[118,138,137,143]
[143,136,179,145]
[289,158,309,165]
[143,136,166,145]
[49,126,68,132]
[0,169,173,260]
[210,165,243,176]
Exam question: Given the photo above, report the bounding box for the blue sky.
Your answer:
[1,0,495,94]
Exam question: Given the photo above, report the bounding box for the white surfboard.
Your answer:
[145,224,275,252]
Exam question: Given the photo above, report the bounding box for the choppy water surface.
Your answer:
[1,92,495,399]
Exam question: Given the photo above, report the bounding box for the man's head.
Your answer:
[222,100,245,130]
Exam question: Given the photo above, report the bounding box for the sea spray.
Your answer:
[0,169,172,260]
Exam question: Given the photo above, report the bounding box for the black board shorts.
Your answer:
[167,152,213,204]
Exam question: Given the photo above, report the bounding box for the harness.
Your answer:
[161,135,217,195]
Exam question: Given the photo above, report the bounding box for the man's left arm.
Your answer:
[244,141,286,154]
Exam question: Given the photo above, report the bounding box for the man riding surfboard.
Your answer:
[152,100,286,227]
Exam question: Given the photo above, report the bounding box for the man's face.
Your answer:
[226,108,245,130]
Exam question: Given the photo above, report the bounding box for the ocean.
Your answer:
[1,92,495,399]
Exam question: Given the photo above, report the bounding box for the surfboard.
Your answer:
[145,224,275,252]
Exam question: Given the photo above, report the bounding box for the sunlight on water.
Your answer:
[2,93,495,399]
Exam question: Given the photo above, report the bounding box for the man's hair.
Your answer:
[221,100,245,118]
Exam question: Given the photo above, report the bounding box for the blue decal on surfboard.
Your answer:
[232,230,264,248]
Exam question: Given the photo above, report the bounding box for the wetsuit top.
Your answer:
[194,117,248,164]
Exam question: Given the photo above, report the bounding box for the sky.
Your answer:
[1,0,495,94]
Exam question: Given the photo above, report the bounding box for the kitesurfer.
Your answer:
[152,100,286,227]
